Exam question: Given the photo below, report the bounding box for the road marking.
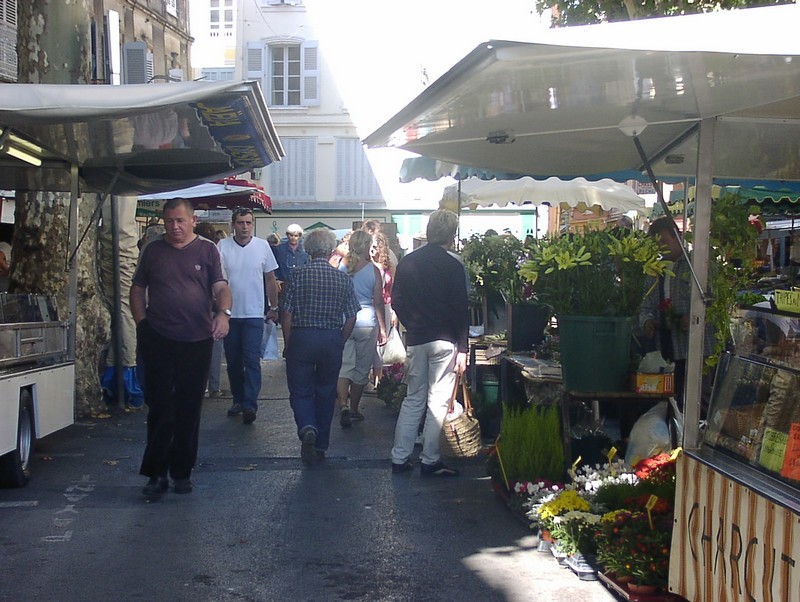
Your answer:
[0,501,39,508]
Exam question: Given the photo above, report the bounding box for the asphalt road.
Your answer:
[0,357,617,602]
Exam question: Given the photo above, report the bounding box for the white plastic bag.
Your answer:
[261,320,279,360]
[380,327,406,365]
[625,401,671,467]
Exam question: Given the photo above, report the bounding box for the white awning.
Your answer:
[0,80,284,195]
[364,5,800,185]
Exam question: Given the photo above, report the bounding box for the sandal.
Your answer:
[340,407,352,427]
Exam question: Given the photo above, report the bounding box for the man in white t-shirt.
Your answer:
[218,208,280,424]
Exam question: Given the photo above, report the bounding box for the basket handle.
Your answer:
[447,372,475,417]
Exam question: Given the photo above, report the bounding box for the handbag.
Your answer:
[380,326,407,365]
[261,319,279,360]
[440,372,483,458]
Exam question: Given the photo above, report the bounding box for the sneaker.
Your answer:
[340,408,352,428]
[208,389,224,399]
[142,476,168,499]
[242,408,257,424]
[350,411,365,422]
[173,478,193,494]
[420,461,459,477]
[300,428,317,466]
[226,403,243,417]
[391,460,415,474]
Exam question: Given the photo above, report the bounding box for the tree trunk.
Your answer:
[16,1,110,417]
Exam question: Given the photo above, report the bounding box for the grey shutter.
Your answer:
[245,41,265,91]
[300,40,319,107]
[123,41,151,84]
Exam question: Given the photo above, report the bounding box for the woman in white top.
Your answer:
[336,230,387,426]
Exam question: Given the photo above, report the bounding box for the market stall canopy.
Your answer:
[670,185,800,216]
[443,176,646,213]
[0,80,284,195]
[137,178,272,217]
[364,5,800,186]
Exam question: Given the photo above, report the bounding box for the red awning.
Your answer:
[138,178,272,214]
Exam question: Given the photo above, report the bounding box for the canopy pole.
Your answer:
[632,136,709,303]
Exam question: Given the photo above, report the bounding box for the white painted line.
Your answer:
[0,501,39,508]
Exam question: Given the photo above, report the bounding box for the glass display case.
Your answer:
[704,305,800,489]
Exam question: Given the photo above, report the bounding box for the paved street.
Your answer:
[0,351,617,602]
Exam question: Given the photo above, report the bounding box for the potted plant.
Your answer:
[461,233,549,345]
[518,230,670,391]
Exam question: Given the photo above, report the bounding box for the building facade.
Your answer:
[190,0,389,242]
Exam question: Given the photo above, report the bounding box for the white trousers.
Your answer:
[391,340,457,466]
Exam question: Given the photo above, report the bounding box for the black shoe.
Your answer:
[173,478,193,494]
[227,403,243,416]
[391,460,414,474]
[242,408,257,424]
[142,476,168,499]
[420,461,459,477]
[316,450,326,463]
[300,428,317,466]
[340,408,351,428]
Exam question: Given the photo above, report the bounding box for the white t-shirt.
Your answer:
[218,236,278,318]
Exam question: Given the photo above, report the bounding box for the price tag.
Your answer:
[607,447,617,475]
[571,456,582,481]
[645,494,658,530]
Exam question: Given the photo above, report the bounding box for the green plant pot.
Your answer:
[558,315,634,392]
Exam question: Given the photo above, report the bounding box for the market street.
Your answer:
[0,355,616,602]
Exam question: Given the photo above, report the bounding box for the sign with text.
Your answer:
[670,455,800,602]
[781,423,800,481]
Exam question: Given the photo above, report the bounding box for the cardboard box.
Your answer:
[630,372,674,394]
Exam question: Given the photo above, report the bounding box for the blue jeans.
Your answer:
[223,318,265,412]
[285,328,344,451]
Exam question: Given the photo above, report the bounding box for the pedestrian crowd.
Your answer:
[131,204,468,501]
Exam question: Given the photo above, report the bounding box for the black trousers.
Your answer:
[137,320,213,480]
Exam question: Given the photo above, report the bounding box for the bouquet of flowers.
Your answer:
[516,480,565,531]
[376,362,407,412]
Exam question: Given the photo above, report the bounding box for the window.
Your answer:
[246,40,319,107]
[210,0,233,32]
[201,68,234,82]
[335,139,382,201]
[122,41,154,84]
[265,138,316,200]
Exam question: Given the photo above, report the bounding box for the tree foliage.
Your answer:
[536,0,792,27]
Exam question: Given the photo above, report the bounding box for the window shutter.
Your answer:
[300,40,319,107]
[246,41,263,77]
[123,41,152,84]
[266,138,316,200]
[335,139,382,201]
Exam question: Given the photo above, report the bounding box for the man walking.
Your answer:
[131,198,231,500]
[274,223,309,285]
[280,229,360,466]
[390,209,469,477]
[218,207,280,424]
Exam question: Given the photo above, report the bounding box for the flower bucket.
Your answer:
[558,315,634,393]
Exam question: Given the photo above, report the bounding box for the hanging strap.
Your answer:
[447,372,474,417]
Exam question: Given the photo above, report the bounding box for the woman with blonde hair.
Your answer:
[337,230,387,426]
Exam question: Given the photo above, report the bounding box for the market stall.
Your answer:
[365,6,800,600]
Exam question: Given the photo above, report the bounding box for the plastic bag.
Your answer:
[624,401,671,467]
[262,320,279,360]
[380,327,406,365]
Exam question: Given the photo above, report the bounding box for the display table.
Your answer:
[500,353,672,464]
[467,337,506,390]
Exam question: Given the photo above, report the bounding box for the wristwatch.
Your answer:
[219,308,232,317]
